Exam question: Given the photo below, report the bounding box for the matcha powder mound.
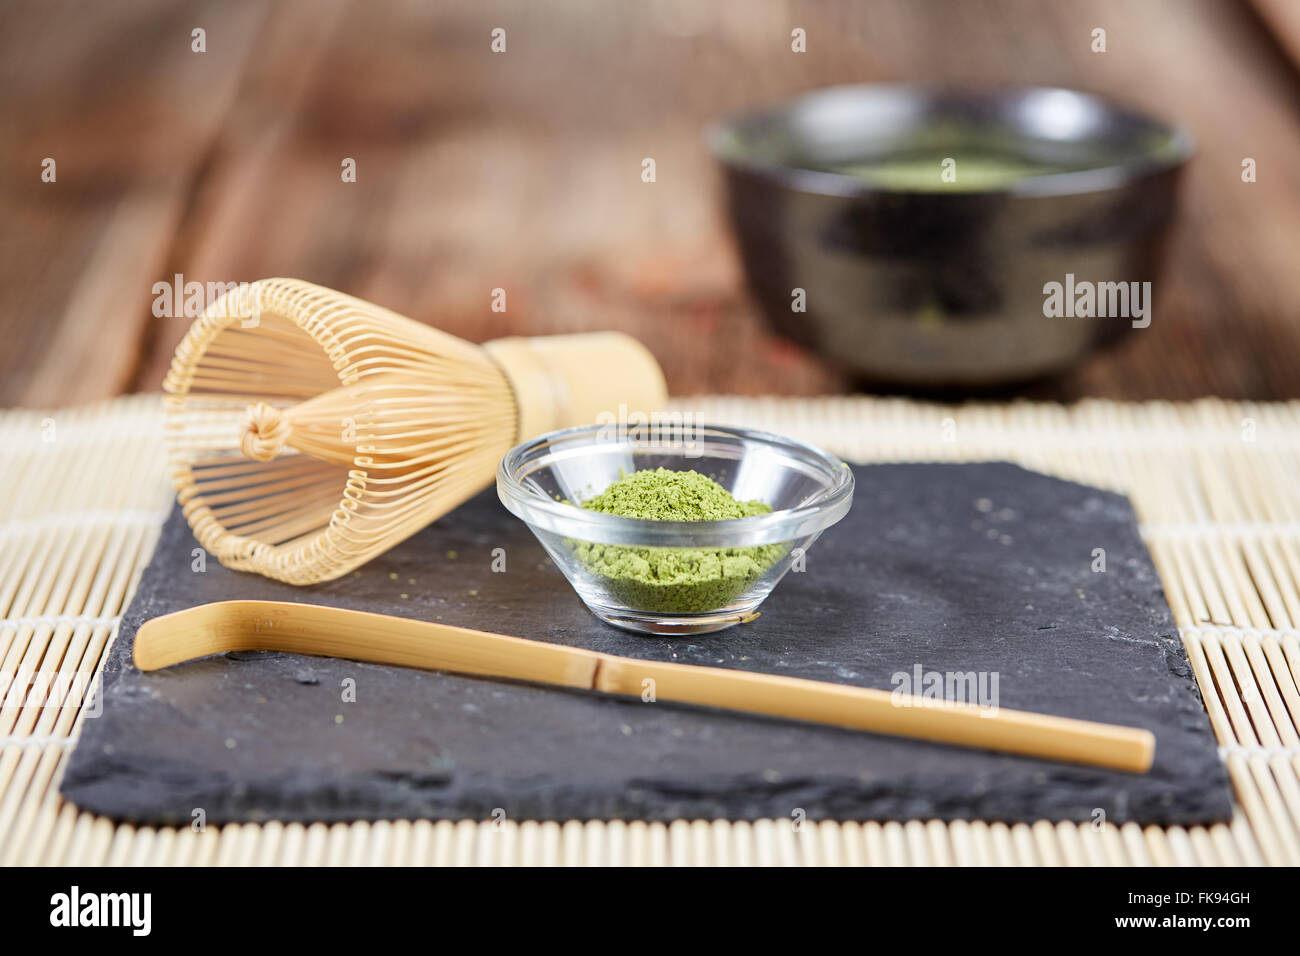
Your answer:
[571,468,786,615]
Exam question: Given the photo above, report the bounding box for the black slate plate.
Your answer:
[62,463,1231,825]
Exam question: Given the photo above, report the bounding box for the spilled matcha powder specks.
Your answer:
[571,468,785,614]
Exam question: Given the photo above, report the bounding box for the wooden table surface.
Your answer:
[3,0,1300,407]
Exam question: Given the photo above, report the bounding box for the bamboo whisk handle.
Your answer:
[484,332,668,442]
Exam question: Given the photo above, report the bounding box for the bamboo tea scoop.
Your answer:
[134,601,1156,773]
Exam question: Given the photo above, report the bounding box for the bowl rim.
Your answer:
[707,82,1196,199]
[496,422,855,547]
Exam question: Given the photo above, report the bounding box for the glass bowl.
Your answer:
[496,423,854,635]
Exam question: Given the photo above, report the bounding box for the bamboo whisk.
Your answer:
[163,278,666,584]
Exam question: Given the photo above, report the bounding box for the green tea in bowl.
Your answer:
[496,422,854,635]
[570,468,786,615]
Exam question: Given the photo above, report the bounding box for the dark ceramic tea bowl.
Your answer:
[710,85,1193,387]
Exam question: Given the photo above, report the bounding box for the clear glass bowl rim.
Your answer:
[496,423,855,547]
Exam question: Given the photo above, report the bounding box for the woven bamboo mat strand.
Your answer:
[2,393,1299,865]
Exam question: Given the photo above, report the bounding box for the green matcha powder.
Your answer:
[571,468,785,614]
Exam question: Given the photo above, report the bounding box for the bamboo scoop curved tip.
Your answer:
[135,601,1155,774]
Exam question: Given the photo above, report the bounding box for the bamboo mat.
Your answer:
[3,393,1300,866]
